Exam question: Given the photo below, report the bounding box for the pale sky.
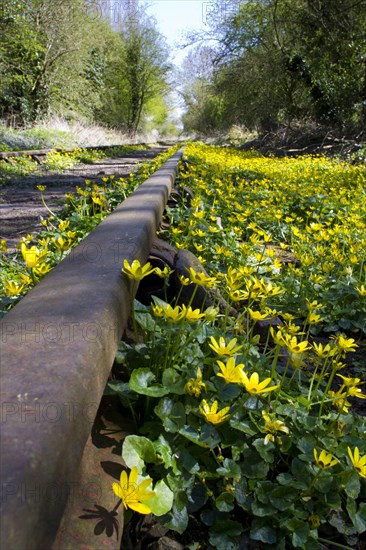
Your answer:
[146,0,208,65]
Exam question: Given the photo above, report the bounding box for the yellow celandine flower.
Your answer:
[52,236,70,252]
[250,234,261,245]
[247,222,258,231]
[4,280,26,297]
[33,263,52,276]
[337,375,362,387]
[187,267,216,288]
[332,334,358,355]
[307,222,324,232]
[283,335,311,355]
[346,386,366,399]
[232,225,244,237]
[204,306,219,321]
[67,231,76,240]
[331,359,346,371]
[337,375,366,399]
[328,390,351,413]
[312,342,333,358]
[264,308,278,318]
[216,357,245,384]
[192,229,206,237]
[19,273,32,285]
[282,334,310,367]
[21,234,34,243]
[58,220,70,231]
[36,185,47,191]
[310,274,324,285]
[0,239,7,252]
[247,285,265,300]
[229,289,248,302]
[241,372,279,395]
[306,299,325,311]
[291,226,302,238]
[209,336,243,357]
[181,305,206,323]
[301,254,313,266]
[237,265,255,277]
[38,238,50,248]
[163,305,183,323]
[253,251,265,263]
[225,267,243,291]
[199,399,231,425]
[272,258,282,270]
[20,243,47,268]
[151,305,164,318]
[151,303,183,324]
[215,246,233,258]
[247,308,269,321]
[307,312,323,325]
[112,467,155,514]
[347,447,366,478]
[262,411,289,445]
[190,196,201,208]
[281,312,296,321]
[184,367,206,397]
[355,284,366,297]
[270,327,286,347]
[122,259,155,281]
[313,448,338,469]
[154,266,172,279]
[93,183,104,191]
[92,193,107,206]
[281,321,304,336]
[178,274,191,286]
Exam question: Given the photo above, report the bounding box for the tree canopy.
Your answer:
[0,0,172,134]
[98,8,171,136]
[2,0,365,136]
[181,0,366,135]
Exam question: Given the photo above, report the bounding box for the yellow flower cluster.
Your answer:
[313,447,366,478]
[173,143,365,335]
[2,216,78,301]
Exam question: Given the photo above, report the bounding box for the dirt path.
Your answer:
[0,147,167,249]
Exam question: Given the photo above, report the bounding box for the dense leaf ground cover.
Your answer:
[173,144,366,335]
[111,144,366,549]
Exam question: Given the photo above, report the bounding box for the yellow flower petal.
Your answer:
[112,481,124,500]
[128,502,153,514]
